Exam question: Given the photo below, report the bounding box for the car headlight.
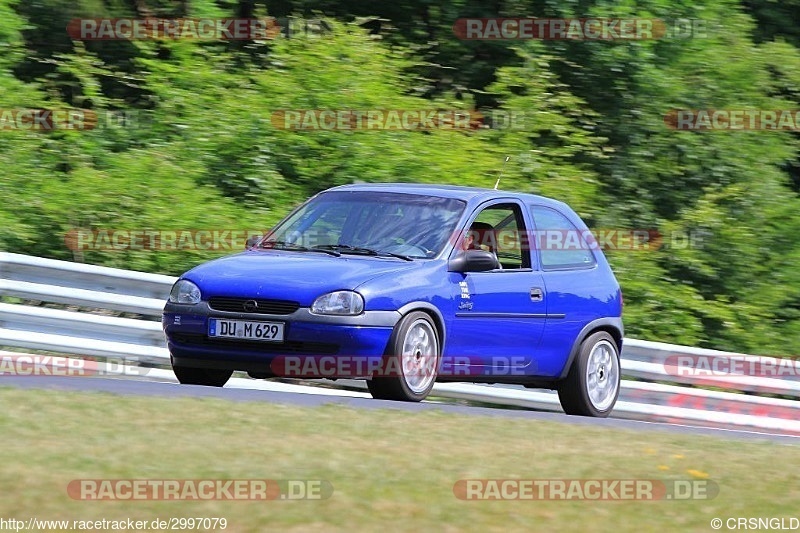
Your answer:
[169,279,201,304]
[311,290,364,315]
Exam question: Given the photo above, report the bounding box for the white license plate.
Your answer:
[208,318,284,342]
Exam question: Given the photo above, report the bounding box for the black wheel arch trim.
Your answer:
[395,301,447,350]
[557,317,624,380]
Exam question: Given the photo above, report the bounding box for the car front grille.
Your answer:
[170,333,338,355]
[207,297,300,315]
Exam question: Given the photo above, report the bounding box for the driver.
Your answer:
[462,221,502,269]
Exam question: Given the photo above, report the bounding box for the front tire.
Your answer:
[557,332,620,417]
[172,364,232,387]
[367,311,440,402]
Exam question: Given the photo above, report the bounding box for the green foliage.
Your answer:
[1,0,800,355]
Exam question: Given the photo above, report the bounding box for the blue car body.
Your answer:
[163,183,623,410]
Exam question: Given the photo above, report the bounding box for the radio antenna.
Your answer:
[494,156,510,190]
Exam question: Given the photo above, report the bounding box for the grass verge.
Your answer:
[1,386,798,532]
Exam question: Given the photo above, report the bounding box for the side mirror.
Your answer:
[246,234,264,249]
[448,249,499,273]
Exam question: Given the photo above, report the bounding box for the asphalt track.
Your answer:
[2,374,798,445]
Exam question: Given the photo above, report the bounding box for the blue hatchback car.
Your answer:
[163,184,623,416]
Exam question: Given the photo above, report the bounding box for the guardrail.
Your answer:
[1,252,798,436]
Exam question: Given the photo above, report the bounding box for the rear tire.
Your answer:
[247,371,275,380]
[367,311,440,402]
[557,332,620,417]
[172,364,232,387]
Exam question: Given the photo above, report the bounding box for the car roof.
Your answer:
[328,182,566,208]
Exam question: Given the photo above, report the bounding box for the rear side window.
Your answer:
[530,206,596,270]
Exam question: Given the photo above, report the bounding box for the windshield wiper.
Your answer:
[262,240,341,257]
[313,244,413,261]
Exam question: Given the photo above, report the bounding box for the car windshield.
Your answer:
[262,190,466,259]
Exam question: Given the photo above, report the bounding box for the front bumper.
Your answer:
[163,301,399,373]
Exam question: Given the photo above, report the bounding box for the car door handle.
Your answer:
[530,287,543,302]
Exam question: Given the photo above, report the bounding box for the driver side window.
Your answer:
[470,204,530,270]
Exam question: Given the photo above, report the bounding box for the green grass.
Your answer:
[1,386,798,532]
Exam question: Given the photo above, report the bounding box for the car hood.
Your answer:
[183,250,420,305]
